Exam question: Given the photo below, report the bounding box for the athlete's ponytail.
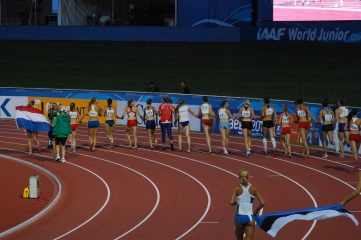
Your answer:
[175,100,184,113]
[127,99,134,107]
[70,103,75,111]
[238,168,249,184]
[347,108,358,123]
[321,97,329,108]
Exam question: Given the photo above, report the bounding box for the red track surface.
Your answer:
[0,119,360,239]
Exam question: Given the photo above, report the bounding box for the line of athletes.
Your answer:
[45,96,361,167]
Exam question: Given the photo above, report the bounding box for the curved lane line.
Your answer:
[0,152,62,239]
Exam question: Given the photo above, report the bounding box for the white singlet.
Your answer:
[219,108,228,119]
[201,104,209,114]
[89,105,97,117]
[69,111,78,119]
[282,114,289,123]
[297,110,306,117]
[242,110,251,118]
[340,107,349,118]
[236,184,254,215]
[350,118,359,131]
[178,106,190,122]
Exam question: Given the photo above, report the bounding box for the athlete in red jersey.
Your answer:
[158,97,175,150]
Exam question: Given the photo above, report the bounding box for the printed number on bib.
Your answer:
[242,111,250,118]
[324,114,332,122]
[297,110,306,117]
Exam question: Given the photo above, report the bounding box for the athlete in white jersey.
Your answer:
[67,102,80,153]
[278,105,294,158]
[335,99,349,157]
[174,100,198,152]
[197,96,216,153]
[346,109,361,169]
[230,168,265,240]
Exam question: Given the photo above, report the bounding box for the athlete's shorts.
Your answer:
[349,134,361,143]
[146,120,156,130]
[281,126,291,135]
[219,122,230,129]
[235,214,255,226]
[70,123,79,131]
[180,121,189,127]
[299,121,311,129]
[55,137,67,146]
[262,120,274,129]
[322,124,334,132]
[88,120,100,129]
[338,123,346,133]
[105,120,115,127]
[241,121,253,130]
[202,119,213,126]
[127,119,137,127]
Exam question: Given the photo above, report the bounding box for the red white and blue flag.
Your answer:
[256,204,359,237]
[15,106,51,132]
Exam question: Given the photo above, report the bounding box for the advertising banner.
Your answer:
[27,97,114,124]
[0,97,28,119]
[257,21,361,43]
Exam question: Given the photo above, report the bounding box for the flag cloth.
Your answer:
[256,204,359,237]
[15,106,51,132]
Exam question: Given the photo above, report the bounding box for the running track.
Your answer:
[0,119,360,239]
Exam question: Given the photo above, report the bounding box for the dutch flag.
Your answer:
[256,204,359,237]
[15,106,51,132]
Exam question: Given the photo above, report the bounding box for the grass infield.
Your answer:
[0,41,359,106]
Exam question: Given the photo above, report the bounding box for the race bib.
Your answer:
[297,110,306,117]
[242,111,250,118]
[106,110,114,117]
[219,112,227,119]
[350,124,359,131]
[201,104,209,114]
[69,112,77,119]
[146,109,153,117]
[265,108,273,115]
[282,116,289,123]
[324,114,332,122]
[89,111,97,117]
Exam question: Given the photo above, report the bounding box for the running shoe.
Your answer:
[247,151,251,158]
[224,148,228,155]
[60,158,66,163]
[322,154,328,159]
[55,155,60,162]
[171,144,174,151]
[90,143,94,151]
[335,145,340,153]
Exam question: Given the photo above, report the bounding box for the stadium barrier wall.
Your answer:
[1,87,360,153]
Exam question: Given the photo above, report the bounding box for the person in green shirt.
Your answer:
[52,107,71,163]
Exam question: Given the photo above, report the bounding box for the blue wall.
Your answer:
[0,26,243,42]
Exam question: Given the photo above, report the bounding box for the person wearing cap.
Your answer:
[148,81,160,92]
[52,107,71,163]
[237,99,260,157]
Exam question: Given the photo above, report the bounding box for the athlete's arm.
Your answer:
[341,172,361,207]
